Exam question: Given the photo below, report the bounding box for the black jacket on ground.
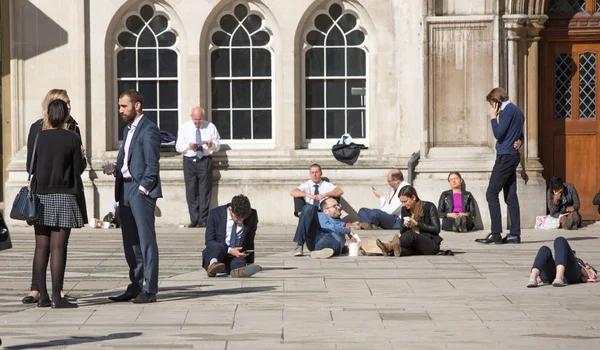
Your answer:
[400,201,442,245]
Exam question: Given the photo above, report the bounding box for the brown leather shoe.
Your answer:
[206,262,225,277]
[359,222,371,230]
[376,239,392,255]
[391,235,401,257]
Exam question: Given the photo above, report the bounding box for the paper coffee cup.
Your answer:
[102,221,110,229]
[89,218,97,228]
[348,242,360,257]
[403,216,410,222]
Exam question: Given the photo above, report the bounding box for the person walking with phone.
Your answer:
[202,194,261,278]
[475,87,524,244]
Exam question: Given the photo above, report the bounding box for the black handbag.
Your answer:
[10,134,38,221]
[0,213,12,251]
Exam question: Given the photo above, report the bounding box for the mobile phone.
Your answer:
[371,186,376,190]
[242,250,255,253]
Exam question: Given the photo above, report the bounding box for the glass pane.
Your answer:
[347,48,366,76]
[347,110,365,138]
[159,111,178,136]
[326,109,346,138]
[329,3,343,20]
[315,14,333,32]
[211,81,230,109]
[145,110,157,125]
[347,79,366,107]
[253,110,272,139]
[220,14,238,34]
[149,15,168,34]
[212,31,230,46]
[253,80,272,108]
[251,30,270,46]
[118,81,137,96]
[118,32,136,47]
[139,81,157,109]
[346,30,366,46]
[117,50,136,78]
[326,26,345,46]
[232,110,251,139]
[234,4,248,21]
[232,29,250,46]
[338,13,357,33]
[140,5,154,21]
[138,28,157,47]
[157,32,176,47]
[306,80,325,108]
[307,30,325,46]
[306,110,324,139]
[579,52,596,119]
[326,48,345,76]
[548,0,586,14]
[213,111,231,139]
[231,49,251,76]
[158,49,177,77]
[232,80,251,108]
[243,14,262,34]
[252,49,271,76]
[159,81,178,109]
[211,49,230,77]
[306,48,324,77]
[138,49,157,77]
[326,80,345,108]
[554,53,572,119]
[126,15,144,34]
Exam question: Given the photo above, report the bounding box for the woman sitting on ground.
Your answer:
[547,176,581,230]
[376,186,442,256]
[527,236,597,287]
[437,172,476,232]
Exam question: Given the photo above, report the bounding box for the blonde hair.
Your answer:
[42,89,69,130]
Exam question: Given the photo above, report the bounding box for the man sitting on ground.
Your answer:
[547,176,581,230]
[357,169,409,229]
[202,194,261,277]
[292,197,355,258]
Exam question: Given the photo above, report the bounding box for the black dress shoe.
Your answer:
[132,292,157,304]
[502,234,521,244]
[475,233,503,244]
[51,298,78,309]
[63,294,77,302]
[37,299,51,308]
[187,223,197,228]
[108,292,138,302]
[197,221,207,228]
[22,295,39,304]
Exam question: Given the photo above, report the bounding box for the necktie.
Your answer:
[229,222,237,248]
[196,127,203,159]
[313,184,320,208]
[389,188,398,204]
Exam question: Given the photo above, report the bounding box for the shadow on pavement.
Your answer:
[522,236,598,244]
[3,332,141,349]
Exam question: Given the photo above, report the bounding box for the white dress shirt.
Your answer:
[297,180,337,205]
[175,120,221,157]
[226,208,245,253]
[120,115,148,194]
[379,181,410,214]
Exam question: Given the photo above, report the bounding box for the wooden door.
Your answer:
[541,42,600,220]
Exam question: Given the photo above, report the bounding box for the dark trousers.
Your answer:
[358,208,401,229]
[119,182,159,294]
[293,204,319,251]
[202,241,246,273]
[486,154,521,235]
[441,216,474,232]
[315,234,344,256]
[400,231,440,256]
[184,156,212,225]
[532,237,581,284]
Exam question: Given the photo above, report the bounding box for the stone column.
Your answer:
[503,15,528,108]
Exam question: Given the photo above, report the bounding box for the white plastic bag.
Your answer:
[534,215,560,230]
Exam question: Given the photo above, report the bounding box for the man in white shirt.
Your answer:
[357,169,409,229]
[290,163,344,256]
[176,107,221,228]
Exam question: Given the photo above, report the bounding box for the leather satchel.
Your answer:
[10,134,38,221]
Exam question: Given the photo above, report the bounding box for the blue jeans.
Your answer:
[358,208,401,229]
[293,205,319,251]
[532,237,581,284]
[315,233,343,256]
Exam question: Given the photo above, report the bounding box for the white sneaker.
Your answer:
[293,245,304,256]
[310,248,334,259]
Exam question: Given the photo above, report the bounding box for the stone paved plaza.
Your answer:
[1,224,600,349]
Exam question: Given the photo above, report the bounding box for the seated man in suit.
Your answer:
[202,194,261,278]
[293,197,356,259]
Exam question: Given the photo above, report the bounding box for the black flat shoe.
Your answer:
[475,233,502,244]
[22,296,39,304]
[51,298,78,309]
[108,292,138,302]
[197,221,207,228]
[502,234,521,244]
[63,294,78,302]
[37,299,51,308]
[132,292,157,304]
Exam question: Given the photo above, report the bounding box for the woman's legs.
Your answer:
[49,228,71,302]
[441,218,456,232]
[530,246,555,283]
[553,236,581,284]
[33,225,52,301]
[399,231,440,256]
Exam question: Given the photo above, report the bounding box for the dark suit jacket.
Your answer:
[205,204,258,264]
[400,201,442,245]
[115,115,163,202]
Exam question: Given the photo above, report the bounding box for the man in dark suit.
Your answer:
[202,194,261,278]
[108,90,162,303]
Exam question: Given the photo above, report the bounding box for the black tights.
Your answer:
[30,237,69,293]
[33,225,71,302]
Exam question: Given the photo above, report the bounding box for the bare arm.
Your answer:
[291,188,308,198]
[324,187,344,198]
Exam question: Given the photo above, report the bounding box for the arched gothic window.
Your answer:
[116,4,179,140]
[210,3,273,140]
[304,2,367,141]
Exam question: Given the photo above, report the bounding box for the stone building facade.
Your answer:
[2,0,599,227]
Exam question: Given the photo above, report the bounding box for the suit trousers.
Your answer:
[486,154,521,235]
[119,182,159,294]
[183,156,212,224]
[532,237,581,284]
[202,241,246,273]
[358,208,401,229]
[293,204,319,251]
[400,231,440,256]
